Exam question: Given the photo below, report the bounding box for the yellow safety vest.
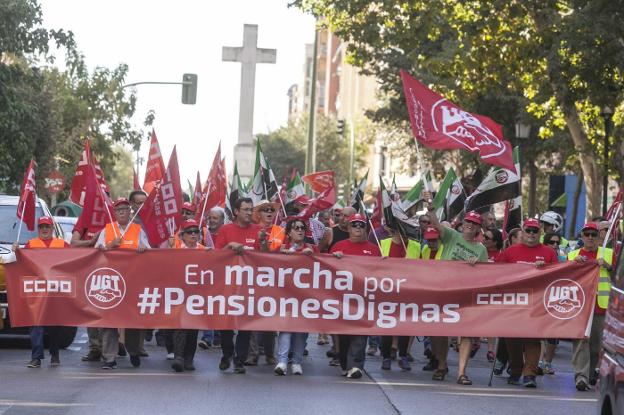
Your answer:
[421,243,444,260]
[379,238,421,259]
[568,247,613,309]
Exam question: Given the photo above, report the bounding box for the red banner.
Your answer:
[400,70,515,171]
[143,129,165,194]
[17,159,37,231]
[5,249,598,338]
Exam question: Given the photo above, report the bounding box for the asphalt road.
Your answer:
[0,330,597,415]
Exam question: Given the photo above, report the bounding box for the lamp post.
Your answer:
[515,122,532,214]
[601,106,614,216]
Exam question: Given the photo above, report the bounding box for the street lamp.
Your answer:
[515,121,532,213]
[601,106,614,216]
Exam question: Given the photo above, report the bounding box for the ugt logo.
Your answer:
[85,267,126,309]
[543,279,585,320]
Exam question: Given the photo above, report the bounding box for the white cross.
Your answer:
[223,24,277,146]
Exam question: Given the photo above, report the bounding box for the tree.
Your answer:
[295,0,624,217]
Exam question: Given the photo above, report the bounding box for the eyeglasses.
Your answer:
[292,225,306,231]
[260,208,275,213]
[547,240,560,245]
[524,228,539,234]
[350,222,366,229]
[582,232,598,238]
[185,229,200,235]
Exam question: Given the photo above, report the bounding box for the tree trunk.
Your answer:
[528,160,537,217]
[568,172,584,239]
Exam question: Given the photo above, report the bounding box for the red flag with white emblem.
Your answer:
[400,70,514,171]
[74,164,114,239]
[69,140,110,206]
[143,129,166,194]
[17,159,37,231]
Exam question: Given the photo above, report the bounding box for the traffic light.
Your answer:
[181,73,198,105]
[337,119,345,136]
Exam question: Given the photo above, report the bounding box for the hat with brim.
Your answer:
[463,211,482,225]
[424,226,440,240]
[113,198,130,208]
[522,218,540,230]
[38,216,53,226]
[252,200,281,223]
[581,222,599,232]
[181,202,196,213]
[181,219,200,232]
[347,213,367,224]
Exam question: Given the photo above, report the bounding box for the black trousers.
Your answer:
[220,330,251,366]
[173,329,198,362]
[380,336,409,359]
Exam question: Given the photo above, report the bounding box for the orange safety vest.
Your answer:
[28,237,66,248]
[104,222,141,250]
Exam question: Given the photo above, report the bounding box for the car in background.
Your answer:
[598,235,624,415]
[0,195,77,347]
[54,215,78,243]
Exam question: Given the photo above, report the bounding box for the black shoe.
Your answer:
[27,358,41,368]
[589,377,597,386]
[198,340,210,350]
[171,358,184,373]
[326,349,336,358]
[507,375,521,385]
[50,354,60,367]
[423,357,439,371]
[303,348,309,356]
[101,361,117,370]
[145,330,153,342]
[117,343,127,357]
[576,378,590,391]
[184,361,196,371]
[234,364,246,374]
[219,356,231,371]
[523,375,537,388]
[130,355,141,367]
[139,351,149,357]
[81,350,102,362]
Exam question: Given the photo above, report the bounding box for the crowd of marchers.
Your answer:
[8,188,619,392]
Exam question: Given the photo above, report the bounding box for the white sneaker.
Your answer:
[274,362,287,376]
[166,353,174,360]
[347,367,362,379]
[291,364,303,375]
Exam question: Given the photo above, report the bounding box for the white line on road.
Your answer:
[0,399,92,408]
[435,391,597,402]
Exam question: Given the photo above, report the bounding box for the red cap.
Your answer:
[294,195,311,205]
[523,218,540,229]
[464,211,482,225]
[113,197,130,208]
[424,226,440,239]
[182,202,196,212]
[38,216,53,226]
[581,222,599,232]
[181,219,200,231]
[348,213,367,224]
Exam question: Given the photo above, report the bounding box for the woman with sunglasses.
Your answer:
[483,228,503,262]
[274,219,317,376]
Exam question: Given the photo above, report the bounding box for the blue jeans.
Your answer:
[201,330,220,343]
[277,332,308,364]
[368,336,380,348]
[30,326,61,360]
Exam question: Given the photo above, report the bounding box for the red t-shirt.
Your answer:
[388,242,406,258]
[497,243,558,264]
[329,239,381,257]
[577,249,607,315]
[487,249,501,262]
[25,239,70,248]
[215,222,262,250]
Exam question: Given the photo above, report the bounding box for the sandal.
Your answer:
[432,367,448,381]
[457,374,473,385]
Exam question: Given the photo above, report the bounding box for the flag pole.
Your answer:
[92,164,119,239]
[15,199,28,245]
[599,201,622,259]
[121,202,144,239]
[359,198,383,254]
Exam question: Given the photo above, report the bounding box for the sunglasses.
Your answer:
[182,210,194,215]
[350,222,366,229]
[292,225,306,231]
[547,240,560,245]
[524,228,539,234]
[582,232,598,238]
[185,229,200,235]
[260,208,275,213]
[483,235,493,241]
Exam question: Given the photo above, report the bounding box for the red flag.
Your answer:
[294,185,335,222]
[302,171,334,193]
[195,144,227,221]
[139,147,184,246]
[400,70,514,171]
[370,186,383,229]
[143,129,166,194]
[69,140,93,205]
[74,164,113,239]
[193,172,202,205]
[17,159,37,231]
[133,168,141,191]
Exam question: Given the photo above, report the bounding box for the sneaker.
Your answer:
[507,375,521,385]
[171,358,184,373]
[219,356,231,371]
[130,354,141,367]
[543,362,555,375]
[101,361,117,370]
[81,350,102,362]
[366,346,377,356]
[423,357,439,371]
[117,343,127,357]
[233,364,246,374]
[139,350,149,357]
[266,356,277,365]
[292,363,303,375]
[493,359,505,376]
[50,354,60,367]
[329,357,340,367]
[398,356,411,371]
[198,340,210,350]
[575,378,590,391]
[486,351,495,362]
[274,362,287,376]
[27,358,41,368]
[166,352,175,360]
[381,358,392,370]
[523,375,537,388]
[346,367,362,379]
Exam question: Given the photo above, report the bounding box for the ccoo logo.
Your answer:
[543,279,585,320]
[85,267,126,309]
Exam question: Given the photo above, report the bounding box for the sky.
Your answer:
[41,0,316,184]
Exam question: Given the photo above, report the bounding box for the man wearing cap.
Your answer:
[215,197,261,373]
[497,218,558,388]
[421,226,444,260]
[166,202,196,248]
[11,217,69,368]
[95,197,150,369]
[568,222,613,391]
[329,206,355,250]
[330,213,381,379]
[423,191,488,386]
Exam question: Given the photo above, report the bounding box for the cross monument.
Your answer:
[223,24,277,181]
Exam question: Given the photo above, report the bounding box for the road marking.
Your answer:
[435,391,597,402]
[0,399,92,408]
[62,371,195,377]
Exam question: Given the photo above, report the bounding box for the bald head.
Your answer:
[338,207,356,229]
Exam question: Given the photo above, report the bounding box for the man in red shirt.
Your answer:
[330,213,381,379]
[215,197,260,373]
[497,218,558,388]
